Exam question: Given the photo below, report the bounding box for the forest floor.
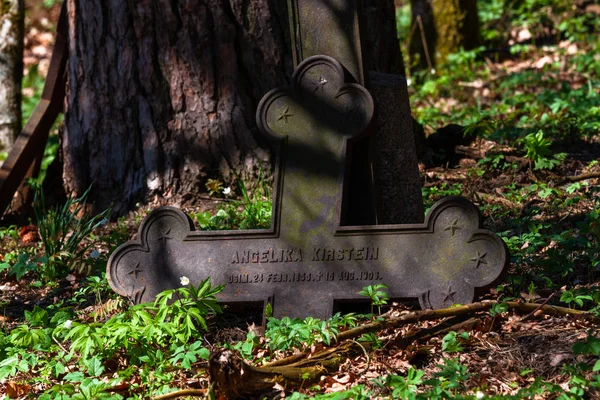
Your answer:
[1,1,600,399]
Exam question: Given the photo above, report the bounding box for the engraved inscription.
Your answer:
[232,249,303,264]
[228,270,382,284]
[231,247,379,264]
[312,247,379,262]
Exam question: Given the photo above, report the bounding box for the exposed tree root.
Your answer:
[209,342,364,399]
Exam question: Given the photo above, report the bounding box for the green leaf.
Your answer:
[85,356,105,377]
[573,335,600,356]
[63,371,85,382]
[197,347,210,360]
[0,262,10,272]
[53,361,66,377]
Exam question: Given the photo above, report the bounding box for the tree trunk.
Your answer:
[0,0,24,153]
[63,0,403,216]
[409,0,480,72]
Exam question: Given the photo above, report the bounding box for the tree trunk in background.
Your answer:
[409,0,480,72]
[63,0,403,216]
[0,0,24,153]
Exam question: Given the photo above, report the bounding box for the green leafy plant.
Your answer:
[59,278,222,361]
[230,331,259,359]
[34,186,110,281]
[359,284,390,315]
[560,289,594,309]
[386,368,425,399]
[572,334,600,372]
[358,332,383,350]
[441,331,470,353]
[430,358,471,393]
[288,385,371,400]
[489,302,509,317]
[205,178,224,196]
[521,130,567,170]
[170,341,210,369]
[196,179,271,230]
[5,251,39,280]
[265,313,356,351]
[150,277,224,341]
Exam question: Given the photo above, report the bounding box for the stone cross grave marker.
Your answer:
[107,52,508,319]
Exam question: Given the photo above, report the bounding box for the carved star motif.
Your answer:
[314,76,328,91]
[444,218,461,236]
[157,228,173,242]
[277,106,293,124]
[128,262,142,279]
[471,251,488,269]
[442,286,456,304]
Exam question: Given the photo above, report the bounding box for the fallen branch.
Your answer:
[394,316,480,349]
[210,301,598,398]
[520,293,556,322]
[267,300,596,368]
[454,145,528,168]
[335,301,597,344]
[557,171,600,185]
[152,389,208,400]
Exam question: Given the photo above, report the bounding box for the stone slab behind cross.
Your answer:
[289,0,366,85]
[107,56,508,319]
[289,0,424,225]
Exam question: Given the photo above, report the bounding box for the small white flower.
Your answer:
[223,187,232,195]
[64,320,73,329]
[406,77,412,87]
[430,68,436,75]
[90,249,100,259]
[180,276,190,286]
[475,391,485,399]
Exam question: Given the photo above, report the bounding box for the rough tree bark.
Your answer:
[63,0,404,216]
[409,0,480,72]
[0,0,24,153]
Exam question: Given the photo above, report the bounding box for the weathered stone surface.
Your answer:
[289,0,366,84]
[107,56,508,319]
[369,71,424,224]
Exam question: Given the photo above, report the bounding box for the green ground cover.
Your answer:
[0,0,599,398]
